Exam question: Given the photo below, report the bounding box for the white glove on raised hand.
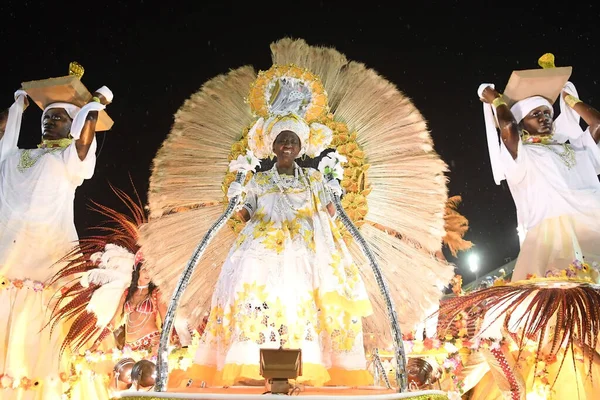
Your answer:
[326,179,343,197]
[227,182,244,201]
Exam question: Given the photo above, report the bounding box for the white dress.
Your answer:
[500,132,600,281]
[0,135,96,399]
[190,166,374,387]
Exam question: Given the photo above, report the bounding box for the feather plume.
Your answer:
[435,281,600,387]
[46,183,146,356]
[442,195,473,257]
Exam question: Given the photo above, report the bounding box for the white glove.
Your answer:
[227,182,244,201]
[327,179,342,197]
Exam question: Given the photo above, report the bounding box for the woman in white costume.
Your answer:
[479,53,600,282]
[188,89,375,387]
[0,64,113,399]
[438,54,600,400]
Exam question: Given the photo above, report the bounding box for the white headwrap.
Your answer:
[42,96,108,140]
[247,77,333,159]
[478,81,588,185]
[510,96,553,123]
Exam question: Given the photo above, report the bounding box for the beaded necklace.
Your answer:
[272,164,311,212]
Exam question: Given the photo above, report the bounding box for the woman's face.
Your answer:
[521,105,553,135]
[137,265,151,287]
[273,130,301,162]
[42,108,72,140]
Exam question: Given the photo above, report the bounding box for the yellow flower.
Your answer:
[266,298,287,330]
[253,207,267,222]
[227,214,246,234]
[343,332,357,349]
[296,207,314,219]
[228,139,248,161]
[222,172,237,194]
[254,173,270,186]
[309,170,324,183]
[344,263,360,288]
[309,126,326,148]
[321,306,342,335]
[242,315,263,342]
[235,233,247,250]
[253,220,276,239]
[262,229,286,254]
[252,125,266,150]
[0,275,8,290]
[341,193,369,222]
[239,282,269,304]
[303,229,316,252]
[283,218,301,239]
[329,252,344,283]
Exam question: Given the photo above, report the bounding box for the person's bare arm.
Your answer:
[0,96,29,141]
[563,91,600,143]
[75,93,110,160]
[480,86,520,159]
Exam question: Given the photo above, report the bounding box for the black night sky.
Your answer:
[2,2,599,282]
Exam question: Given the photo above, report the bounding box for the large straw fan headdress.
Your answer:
[138,38,453,348]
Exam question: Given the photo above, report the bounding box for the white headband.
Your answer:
[42,102,81,120]
[510,96,553,123]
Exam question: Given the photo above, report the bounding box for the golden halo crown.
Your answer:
[247,64,329,123]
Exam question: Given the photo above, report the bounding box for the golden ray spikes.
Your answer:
[138,66,257,325]
[269,38,350,111]
[146,66,257,219]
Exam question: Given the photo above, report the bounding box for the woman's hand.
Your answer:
[480,86,501,104]
[92,91,111,106]
[227,182,244,200]
[326,178,343,197]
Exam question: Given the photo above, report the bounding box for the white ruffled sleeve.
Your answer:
[499,140,528,184]
[242,176,258,218]
[572,128,600,175]
[61,137,97,181]
[308,169,332,210]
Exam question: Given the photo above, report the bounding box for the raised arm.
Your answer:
[563,91,600,144]
[480,86,520,159]
[75,92,110,160]
[0,95,29,141]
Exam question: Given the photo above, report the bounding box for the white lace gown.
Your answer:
[500,132,600,281]
[190,166,374,387]
[0,137,96,399]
